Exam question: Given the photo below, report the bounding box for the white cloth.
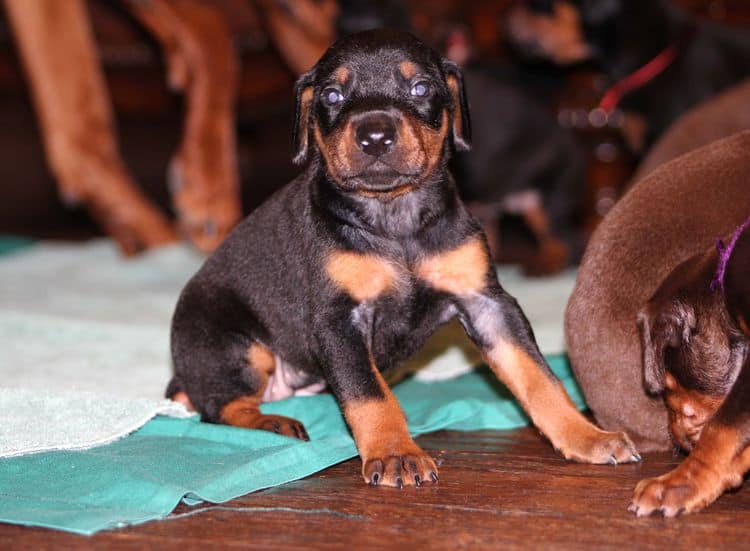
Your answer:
[0,239,575,456]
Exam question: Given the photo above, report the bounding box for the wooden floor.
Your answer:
[2,426,750,549]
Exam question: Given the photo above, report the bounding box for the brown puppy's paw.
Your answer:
[557,427,641,464]
[362,448,438,488]
[251,414,310,441]
[628,460,732,517]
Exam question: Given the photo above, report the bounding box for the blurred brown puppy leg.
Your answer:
[127,0,242,253]
[259,0,338,75]
[3,0,177,255]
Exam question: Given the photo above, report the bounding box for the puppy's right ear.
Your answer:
[292,71,315,165]
[442,60,471,152]
[636,302,696,395]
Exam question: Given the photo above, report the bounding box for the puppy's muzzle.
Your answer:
[354,113,397,157]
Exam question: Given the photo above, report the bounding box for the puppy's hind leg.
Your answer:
[171,318,309,440]
[218,342,310,441]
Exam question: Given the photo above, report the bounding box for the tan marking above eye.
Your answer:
[415,237,488,295]
[334,66,350,85]
[399,60,419,80]
[325,251,400,302]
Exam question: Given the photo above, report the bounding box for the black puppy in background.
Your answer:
[507,0,750,149]
[169,30,639,488]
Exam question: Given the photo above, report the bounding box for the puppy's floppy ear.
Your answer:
[442,60,471,152]
[636,301,696,395]
[292,70,315,165]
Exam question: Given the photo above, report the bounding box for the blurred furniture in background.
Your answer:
[0,0,748,259]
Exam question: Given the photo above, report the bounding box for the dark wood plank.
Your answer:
[1,427,749,549]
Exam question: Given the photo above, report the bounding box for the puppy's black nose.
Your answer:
[355,115,397,157]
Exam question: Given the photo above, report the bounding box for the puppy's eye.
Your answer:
[322,88,344,105]
[410,81,430,97]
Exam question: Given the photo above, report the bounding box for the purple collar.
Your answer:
[710,215,750,292]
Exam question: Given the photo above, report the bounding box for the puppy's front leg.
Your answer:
[460,287,640,463]
[315,309,437,488]
[417,236,639,463]
[630,358,750,516]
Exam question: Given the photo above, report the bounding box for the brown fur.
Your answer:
[314,110,448,193]
[343,361,436,487]
[398,60,419,80]
[325,251,400,302]
[220,343,308,440]
[5,0,242,254]
[633,78,750,183]
[487,343,636,464]
[415,238,488,295]
[334,66,350,85]
[630,422,747,517]
[663,374,726,451]
[566,131,750,452]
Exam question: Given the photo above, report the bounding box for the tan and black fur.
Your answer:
[169,30,638,488]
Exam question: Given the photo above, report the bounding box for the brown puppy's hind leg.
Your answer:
[126,0,242,253]
[220,343,309,441]
[4,0,177,255]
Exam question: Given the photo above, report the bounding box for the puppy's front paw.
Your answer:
[557,426,641,465]
[628,459,732,517]
[362,446,438,488]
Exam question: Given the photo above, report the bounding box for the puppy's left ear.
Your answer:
[442,60,471,152]
[292,70,315,165]
[636,301,696,395]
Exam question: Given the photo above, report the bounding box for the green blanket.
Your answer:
[0,357,584,535]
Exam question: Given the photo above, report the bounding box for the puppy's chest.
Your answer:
[325,240,488,367]
[324,239,487,306]
[349,263,455,370]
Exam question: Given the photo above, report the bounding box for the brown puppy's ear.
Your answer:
[636,302,696,395]
[292,71,315,165]
[442,60,471,152]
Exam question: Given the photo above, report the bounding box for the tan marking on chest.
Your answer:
[415,238,488,295]
[326,251,399,302]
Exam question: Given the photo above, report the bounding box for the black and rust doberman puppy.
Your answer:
[168,29,639,488]
[630,218,750,516]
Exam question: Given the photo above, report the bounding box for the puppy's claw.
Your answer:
[362,452,437,488]
[430,471,439,483]
[632,453,642,462]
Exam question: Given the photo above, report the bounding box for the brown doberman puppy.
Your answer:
[566,131,750,454]
[169,30,639,488]
[630,217,750,515]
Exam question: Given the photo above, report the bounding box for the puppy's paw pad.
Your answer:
[363,451,438,488]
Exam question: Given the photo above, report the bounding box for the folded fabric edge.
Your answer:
[0,399,192,459]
